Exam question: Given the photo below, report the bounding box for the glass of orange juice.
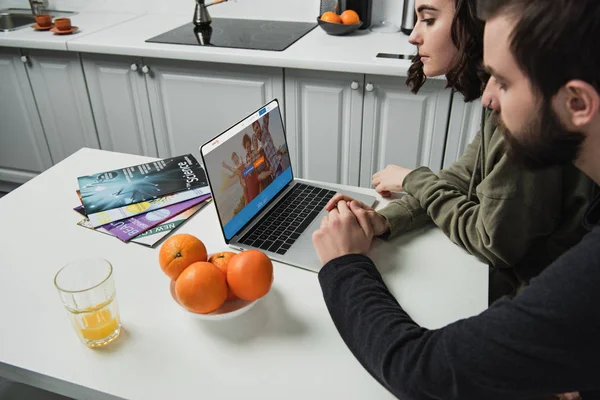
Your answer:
[54,258,121,348]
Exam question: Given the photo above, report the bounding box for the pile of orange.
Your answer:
[159,234,273,314]
[320,9,360,25]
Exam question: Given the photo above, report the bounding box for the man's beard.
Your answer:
[495,99,585,170]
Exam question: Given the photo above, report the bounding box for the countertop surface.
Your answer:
[0,148,487,400]
[0,11,139,51]
[0,11,417,76]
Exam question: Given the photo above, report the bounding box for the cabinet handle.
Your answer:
[20,55,29,64]
[141,65,150,74]
[365,82,374,92]
[350,81,359,90]
[130,63,139,72]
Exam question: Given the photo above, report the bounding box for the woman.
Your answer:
[325,0,594,302]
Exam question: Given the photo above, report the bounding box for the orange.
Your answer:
[320,11,342,24]
[175,262,227,314]
[208,251,238,300]
[340,9,360,25]
[159,234,207,280]
[227,250,273,301]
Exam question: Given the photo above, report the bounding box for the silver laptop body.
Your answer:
[200,99,375,273]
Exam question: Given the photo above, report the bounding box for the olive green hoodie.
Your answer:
[378,109,596,290]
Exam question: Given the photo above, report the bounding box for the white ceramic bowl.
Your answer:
[169,280,260,321]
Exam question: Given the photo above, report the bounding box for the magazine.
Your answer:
[77,154,208,214]
[86,187,210,228]
[77,200,212,248]
[128,201,211,247]
[76,194,211,242]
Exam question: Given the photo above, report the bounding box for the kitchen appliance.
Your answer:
[146,19,316,52]
[401,0,416,35]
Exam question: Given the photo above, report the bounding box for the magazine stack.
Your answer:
[74,154,212,247]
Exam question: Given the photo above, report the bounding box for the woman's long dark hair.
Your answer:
[406,0,489,102]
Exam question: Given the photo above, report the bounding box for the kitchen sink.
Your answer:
[0,8,77,32]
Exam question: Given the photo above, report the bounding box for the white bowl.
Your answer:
[169,280,260,321]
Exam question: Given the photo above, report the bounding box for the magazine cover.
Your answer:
[77,154,208,214]
[86,186,211,227]
[77,200,211,248]
[104,194,211,242]
[128,201,211,247]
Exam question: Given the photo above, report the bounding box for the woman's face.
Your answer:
[408,0,459,77]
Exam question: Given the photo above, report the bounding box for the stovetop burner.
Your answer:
[147,18,317,52]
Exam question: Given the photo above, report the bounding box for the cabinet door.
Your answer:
[284,69,363,186]
[82,54,157,157]
[359,76,452,187]
[23,49,99,163]
[143,58,284,158]
[0,47,52,184]
[443,94,482,168]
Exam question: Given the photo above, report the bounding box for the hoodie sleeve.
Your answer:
[400,118,566,270]
[377,132,482,239]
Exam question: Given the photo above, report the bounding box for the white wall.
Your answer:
[1,0,402,24]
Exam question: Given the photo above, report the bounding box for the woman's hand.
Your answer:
[372,165,413,197]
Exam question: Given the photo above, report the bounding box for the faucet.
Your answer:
[193,0,229,27]
[28,0,48,15]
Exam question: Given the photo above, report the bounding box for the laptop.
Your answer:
[199,99,376,273]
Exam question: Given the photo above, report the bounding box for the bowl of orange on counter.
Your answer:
[318,9,362,36]
[159,234,273,320]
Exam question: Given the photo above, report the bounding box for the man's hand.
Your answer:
[312,201,374,265]
[325,194,390,237]
[372,165,413,196]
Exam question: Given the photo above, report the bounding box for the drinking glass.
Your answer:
[54,258,121,348]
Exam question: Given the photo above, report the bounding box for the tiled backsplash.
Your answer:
[0,0,403,25]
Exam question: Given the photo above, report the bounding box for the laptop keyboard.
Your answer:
[238,183,336,255]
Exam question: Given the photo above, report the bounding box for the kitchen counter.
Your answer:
[0,11,139,51]
[0,11,418,76]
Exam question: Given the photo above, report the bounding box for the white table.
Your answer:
[0,148,487,400]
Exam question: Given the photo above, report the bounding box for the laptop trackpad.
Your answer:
[272,188,376,273]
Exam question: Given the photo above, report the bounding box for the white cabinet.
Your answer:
[443,94,482,168]
[82,54,157,157]
[359,76,452,186]
[0,47,52,185]
[284,69,363,186]
[285,70,453,187]
[82,55,285,159]
[143,58,284,158]
[22,49,99,163]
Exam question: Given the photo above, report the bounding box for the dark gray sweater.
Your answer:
[318,195,600,400]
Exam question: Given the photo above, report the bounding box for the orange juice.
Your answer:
[67,297,121,348]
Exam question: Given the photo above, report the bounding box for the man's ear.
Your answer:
[562,80,600,128]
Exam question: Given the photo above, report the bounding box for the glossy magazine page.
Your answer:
[77,154,208,214]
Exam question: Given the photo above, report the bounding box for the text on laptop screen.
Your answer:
[202,102,293,240]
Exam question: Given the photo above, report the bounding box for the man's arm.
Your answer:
[318,232,600,400]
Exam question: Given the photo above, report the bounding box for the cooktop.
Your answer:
[146,19,317,52]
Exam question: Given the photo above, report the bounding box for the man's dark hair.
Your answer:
[406,0,489,102]
[242,134,251,149]
[477,0,600,99]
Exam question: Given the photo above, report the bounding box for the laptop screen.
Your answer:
[201,100,293,241]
